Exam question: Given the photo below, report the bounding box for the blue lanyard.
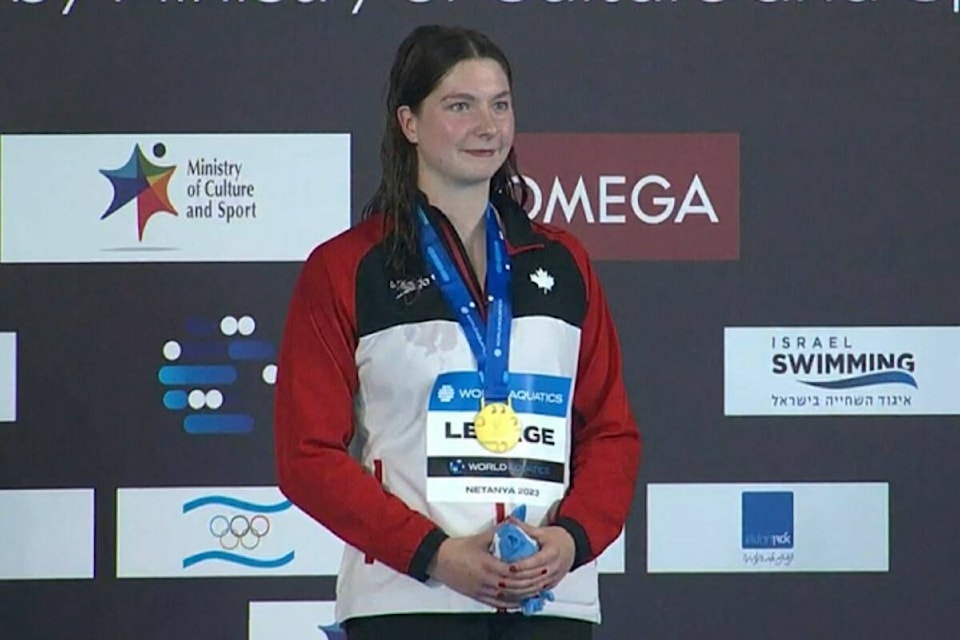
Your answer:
[416,204,513,402]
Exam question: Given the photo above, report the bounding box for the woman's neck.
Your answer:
[422,182,490,284]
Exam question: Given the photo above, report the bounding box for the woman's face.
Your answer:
[398,57,515,195]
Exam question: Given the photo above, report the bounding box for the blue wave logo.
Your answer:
[182,496,291,513]
[181,495,295,570]
[182,550,295,569]
[799,370,918,390]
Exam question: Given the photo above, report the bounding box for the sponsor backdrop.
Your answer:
[0,2,957,639]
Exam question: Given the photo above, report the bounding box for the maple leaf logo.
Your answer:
[530,268,555,294]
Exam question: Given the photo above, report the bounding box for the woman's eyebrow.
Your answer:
[440,90,512,102]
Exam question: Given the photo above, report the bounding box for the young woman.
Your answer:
[275,25,641,640]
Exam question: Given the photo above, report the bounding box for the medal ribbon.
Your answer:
[416,204,513,402]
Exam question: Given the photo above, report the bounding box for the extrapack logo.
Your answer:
[116,487,345,578]
[513,133,740,261]
[249,601,344,640]
[647,483,889,573]
[0,133,350,263]
[741,491,794,550]
[0,332,15,422]
[158,314,276,434]
[725,327,960,416]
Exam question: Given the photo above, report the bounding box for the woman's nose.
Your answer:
[474,106,498,136]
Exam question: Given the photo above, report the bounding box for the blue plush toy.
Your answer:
[490,505,555,616]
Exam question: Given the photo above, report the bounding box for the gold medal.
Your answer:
[474,401,521,453]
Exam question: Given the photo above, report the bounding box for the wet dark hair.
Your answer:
[362,25,528,276]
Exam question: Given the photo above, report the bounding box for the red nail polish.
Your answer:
[498,581,506,588]
[509,566,518,573]
[540,568,548,575]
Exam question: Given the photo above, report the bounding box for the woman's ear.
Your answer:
[397,105,418,144]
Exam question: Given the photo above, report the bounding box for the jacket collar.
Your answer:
[415,191,547,255]
[492,194,545,253]
[416,192,545,254]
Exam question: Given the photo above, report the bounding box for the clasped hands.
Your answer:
[428,518,576,610]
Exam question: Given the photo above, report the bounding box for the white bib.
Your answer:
[425,371,571,506]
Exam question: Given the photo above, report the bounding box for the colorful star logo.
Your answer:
[100,143,178,240]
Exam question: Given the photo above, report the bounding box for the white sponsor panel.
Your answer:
[116,487,344,578]
[116,486,624,580]
[725,326,960,415]
[647,483,889,573]
[249,601,343,640]
[0,134,350,263]
[597,529,625,574]
[0,332,15,422]
[0,489,94,580]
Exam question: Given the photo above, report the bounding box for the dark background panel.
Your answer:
[1,1,959,638]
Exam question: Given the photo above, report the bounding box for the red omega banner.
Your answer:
[513,133,740,261]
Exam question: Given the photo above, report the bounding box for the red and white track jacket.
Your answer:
[275,200,641,623]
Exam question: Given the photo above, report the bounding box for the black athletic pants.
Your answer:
[344,613,593,640]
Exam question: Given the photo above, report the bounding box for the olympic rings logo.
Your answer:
[208,514,271,550]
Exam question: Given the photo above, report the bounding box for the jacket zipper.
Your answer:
[434,215,488,320]
[364,459,384,565]
[435,210,513,577]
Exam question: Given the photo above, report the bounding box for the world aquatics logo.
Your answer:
[181,494,294,570]
[100,142,178,240]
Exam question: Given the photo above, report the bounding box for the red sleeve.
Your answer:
[553,233,642,565]
[274,242,441,577]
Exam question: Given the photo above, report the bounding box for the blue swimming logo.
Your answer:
[772,351,918,391]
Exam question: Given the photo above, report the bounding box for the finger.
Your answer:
[507,562,553,582]
[499,573,549,593]
[482,555,515,578]
[475,528,496,544]
[502,583,547,601]
[542,568,572,591]
[479,584,529,605]
[508,518,558,549]
[487,577,548,602]
[509,548,557,574]
[506,516,538,534]
[480,574,512,595]
[478,585,506,600]
[479,594,523,610]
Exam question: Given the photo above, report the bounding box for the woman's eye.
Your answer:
[494,101,511,111]
[449,102,469,112]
